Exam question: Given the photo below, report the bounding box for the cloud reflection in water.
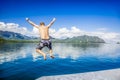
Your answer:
[0,43,120,64]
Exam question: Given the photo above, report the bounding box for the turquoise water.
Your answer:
[0,43,120,80]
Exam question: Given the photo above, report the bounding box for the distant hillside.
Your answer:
[0,30,105,43]
[0,30,32,40]
[52,35,105,43]
[0,30,39,42]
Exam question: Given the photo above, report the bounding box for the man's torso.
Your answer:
[38,26,49,39]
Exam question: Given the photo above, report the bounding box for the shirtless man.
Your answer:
[26,18,56,60]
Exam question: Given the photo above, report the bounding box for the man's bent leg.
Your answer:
[49,49,54,59]
[36,49,46,60]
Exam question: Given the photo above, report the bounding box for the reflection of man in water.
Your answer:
[26,18,56,60]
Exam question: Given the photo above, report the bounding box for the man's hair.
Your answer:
[40,22,45,26]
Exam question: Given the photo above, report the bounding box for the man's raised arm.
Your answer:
[47,18,56,28]
[26,18,39,28]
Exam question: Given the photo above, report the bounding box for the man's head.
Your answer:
[40,22,45,26]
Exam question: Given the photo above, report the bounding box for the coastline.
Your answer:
[36,68,120,80]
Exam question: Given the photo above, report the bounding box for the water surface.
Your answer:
[0,43,120,80]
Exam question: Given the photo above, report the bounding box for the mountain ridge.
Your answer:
[0,30,38,40]
[52,35,105,43]
[0,30,105,43]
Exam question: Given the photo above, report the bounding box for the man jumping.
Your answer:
[26,18,56,60]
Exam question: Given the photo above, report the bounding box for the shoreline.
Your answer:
[36,68,120,80]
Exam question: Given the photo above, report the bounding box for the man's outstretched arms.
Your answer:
[26,18,39,28]
[47,18,56,28]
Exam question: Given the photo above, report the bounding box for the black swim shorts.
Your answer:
[36,39,52,50]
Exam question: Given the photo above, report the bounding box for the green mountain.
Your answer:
[0,30,105,43]
[0,30,39,42]
[52,35,105,43]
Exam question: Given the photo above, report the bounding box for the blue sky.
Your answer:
[0,0,120,32]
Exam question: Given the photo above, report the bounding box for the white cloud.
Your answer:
[0,22,120,43]
[31,27,39,37]
[86,31,120,43]
[49,27,86,39]
[0,22,30,36]
[49,27,120,43]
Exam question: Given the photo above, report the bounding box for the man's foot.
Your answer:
[50,56,54,59]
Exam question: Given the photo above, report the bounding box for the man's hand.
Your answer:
[47,18,56,27]
[26,18,29,21]
[53,18,56,21]
[26,18,38,28]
